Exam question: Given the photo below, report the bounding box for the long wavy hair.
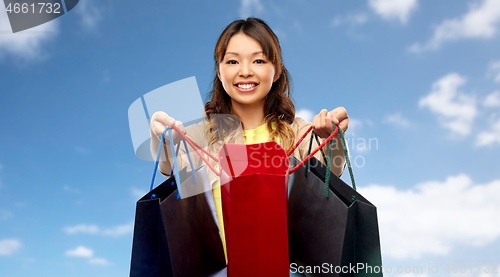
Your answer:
[205,17,296,153]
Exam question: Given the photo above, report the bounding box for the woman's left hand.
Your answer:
[312,107,349,138]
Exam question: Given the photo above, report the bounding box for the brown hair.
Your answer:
[205,17,296,152]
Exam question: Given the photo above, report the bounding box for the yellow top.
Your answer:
[212,122,279,263]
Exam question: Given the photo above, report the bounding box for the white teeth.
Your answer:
[237,83,257,89]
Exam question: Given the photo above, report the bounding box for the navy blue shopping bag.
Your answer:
[129,128,226,277]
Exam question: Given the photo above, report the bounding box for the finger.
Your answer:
[335,107,349,132]
[329,108,340,125]
[313,115,323,138]
[175,121,186,134]
[164,113,175,128]
[318,109,328,129]
[153,112,170,130]
[325,110,335,125]
[335,107,348,122]
[339,117,349,132]
[312,114,321,136]
[324,116,334,135]
[313,114,319,129]
[313,110,328,138]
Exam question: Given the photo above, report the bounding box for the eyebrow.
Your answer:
[225,51,264,56]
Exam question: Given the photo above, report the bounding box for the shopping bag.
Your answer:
[177,165,214,199]
[129,128,227,277]
[218,142,290,277]
[287,126,383,277]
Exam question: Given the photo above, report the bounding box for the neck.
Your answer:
[231,100,266,130]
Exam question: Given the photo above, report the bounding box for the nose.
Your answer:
[238,62,253,77]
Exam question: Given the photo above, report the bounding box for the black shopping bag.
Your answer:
[129,128,226,277]
[287,127,383,277]
[129,174,227,277]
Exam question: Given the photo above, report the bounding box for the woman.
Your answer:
[150,17,349,262]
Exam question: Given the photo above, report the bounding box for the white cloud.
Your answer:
[0,4,58,61]
[368,0,418,24]
[476,117,500,146]
[359,174,500,260]
[66,246,93,258]
[63,185,81,194]
[346,118,367,134]
[75,0,102,31]
[410,0,500,52]
[239,0,263,19]
[295,109,314,122]
[131,188,147,199]
[0,239,21,255]
[419,73,477,136]
[64,224,99,235]
[350,118,363,128]
[75,146,90,154]
[488,60,500,83]
[89,258,110,266]
[101,222,134,237]
[1,209,13,220]
[483,91,500,107]
[64,222,133,237]
[65,246,110,265]
[384,112,411,127]
[332,13,369,27]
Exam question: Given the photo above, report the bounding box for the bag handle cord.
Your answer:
[165,123,355,192]
[150,127,197,200]
[298,123,356,199]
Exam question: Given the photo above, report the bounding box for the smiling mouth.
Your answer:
[235,83,258,89]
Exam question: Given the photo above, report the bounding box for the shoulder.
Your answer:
[291,117,312,137]
[292,117,310,126]
[184,119,209,143]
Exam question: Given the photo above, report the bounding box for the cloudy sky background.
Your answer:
[1,0,500,276]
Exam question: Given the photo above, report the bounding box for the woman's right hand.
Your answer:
[151,111,186,145]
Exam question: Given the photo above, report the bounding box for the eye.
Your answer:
[226,60,238,64]
[254,59,266,64]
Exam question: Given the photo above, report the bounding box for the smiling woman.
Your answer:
[218,33,279,128]
[205,17,297,151]
[149,17,349,272]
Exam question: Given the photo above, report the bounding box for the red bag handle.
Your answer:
[287,125,339,174]
[168,123,339,176]
[169,125,221,176]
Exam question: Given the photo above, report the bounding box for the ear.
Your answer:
[273,71,281,83]
[273,66,281,82]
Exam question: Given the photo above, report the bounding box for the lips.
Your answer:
[234,82,259,92]
[235,83,258,92]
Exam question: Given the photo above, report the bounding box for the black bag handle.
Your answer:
[304,123,356,199]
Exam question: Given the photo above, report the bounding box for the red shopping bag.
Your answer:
[218,142,290,277]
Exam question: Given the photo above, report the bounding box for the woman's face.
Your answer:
[218,33,278,111]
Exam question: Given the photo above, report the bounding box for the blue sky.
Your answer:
[1,0,500,276]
